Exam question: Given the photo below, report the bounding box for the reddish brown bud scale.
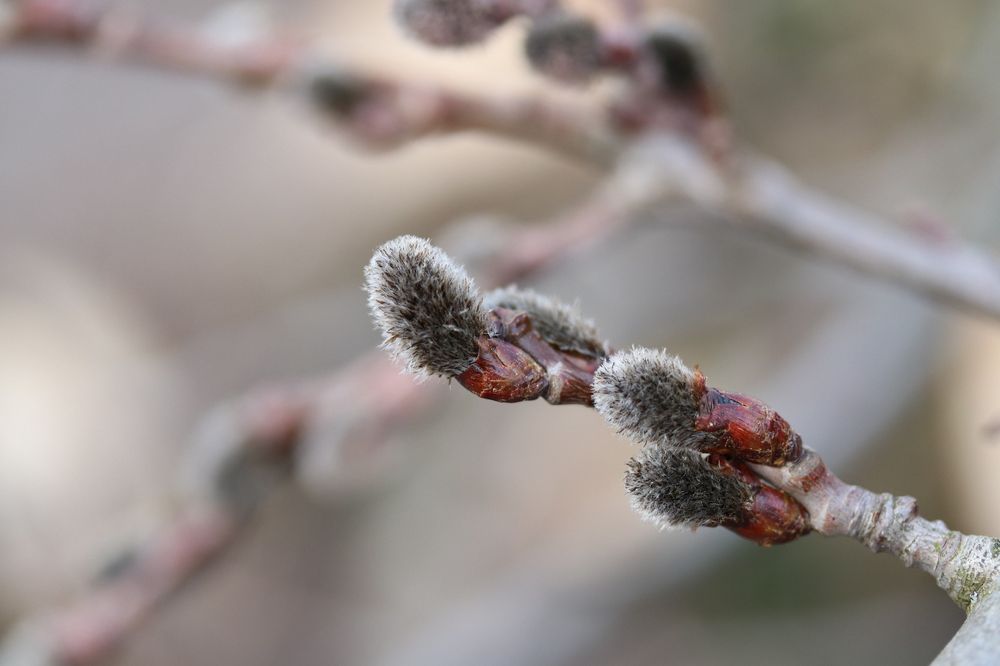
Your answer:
[731,485,811,546]
[709,455,811,546]
[457,337,548,403]
[695,388,803,466]
[456,308,602,405]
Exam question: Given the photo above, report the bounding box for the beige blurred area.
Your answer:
[1,1,999,664]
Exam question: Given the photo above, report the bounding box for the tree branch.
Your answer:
[365,237,1000,662]
[936,581,1000,665]
[608,135,1000,320]
[751,450,1000,613]
[0,0,623,165]
[7,0,999,318]
[6,1,1000,661]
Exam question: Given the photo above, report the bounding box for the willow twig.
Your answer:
[365,236,1000,663]
[0,0,623,164]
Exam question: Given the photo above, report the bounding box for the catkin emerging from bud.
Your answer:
[483,285,608,359]
[365,235,488,378]
[394,0,504,47]
[524,12,602,84]
[625,447,751,528]
[593,348,711,449]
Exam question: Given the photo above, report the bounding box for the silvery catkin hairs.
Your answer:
[364,235,487,378]
[592,347,712,450]
[625,447,751,529]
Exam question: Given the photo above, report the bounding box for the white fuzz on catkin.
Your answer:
[365,235,487,378]
[593,347,710,449]
[625,447,751,528]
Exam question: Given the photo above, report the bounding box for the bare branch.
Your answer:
[0,0,623,165]
[0,0,298,85]
[936,582,1000,665]
[306,73,622,164]
[608,135,1000,320]
[364,238,1000,663]
[751,451,1000,613]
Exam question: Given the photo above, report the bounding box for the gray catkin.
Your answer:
[625,447,751,528]
[365,235,488,378]
[394,0,500,47]
[593,348,712,450]
[524,11,602,83]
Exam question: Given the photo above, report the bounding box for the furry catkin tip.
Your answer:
[593,348,708,449]
[524,11,602,84]
[394,0,503,47]
[643,17,709,95]
[483,285,608,360]
[365,235,487,378]
[625,447,751,528]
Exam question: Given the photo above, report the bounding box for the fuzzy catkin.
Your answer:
[593,348,713,450]
[625,447,751,528]
[524,12,602,83]
[394,0,501,47]
[483,285,608,359]
[365,235,487,378]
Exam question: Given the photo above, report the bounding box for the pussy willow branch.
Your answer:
[365,236,1000,663]
[6,0,1000,662]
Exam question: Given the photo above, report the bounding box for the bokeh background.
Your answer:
[2,0,1000,664]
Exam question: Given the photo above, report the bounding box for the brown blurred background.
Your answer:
[2,1,1000,664]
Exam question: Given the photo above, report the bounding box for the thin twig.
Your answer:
[751,450,1000,613]
[0,0,623,165]
[7,1,999,318]
[609,134,1000,320]
[365,237,1000,663]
